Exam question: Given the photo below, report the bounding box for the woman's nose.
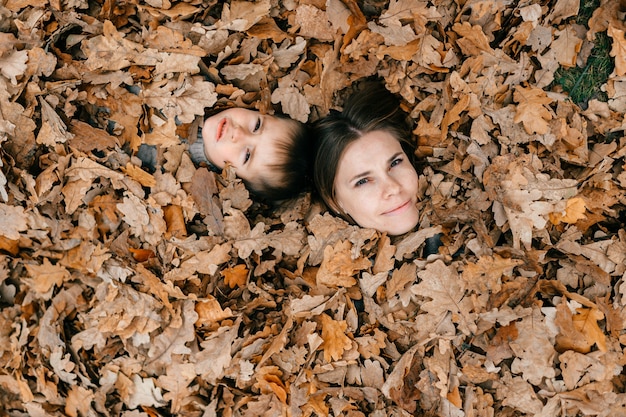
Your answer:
[382,176,401,197]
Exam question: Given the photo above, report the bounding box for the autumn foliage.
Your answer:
[1,0,626,416]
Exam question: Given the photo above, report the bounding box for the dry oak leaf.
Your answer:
[78,281,164,342]
[509,307,557,385]
[122,163,156,188]
[355,328,387,359]
[37,97,74,146]
[219,0,270,32]
[295,4,335,41]
[412,260,477,335]
[552,26,583,68]
[452,22,494,55]
[116,193,166,246]
[144,116,179,148]
[316,240,371,288]
[147,300,198,370]
[69,120,119,153]
[0,203,28,240]
[608,24,626,77]
[559,350,622,391]
[373,234,395,274]
[126,374,165,410]
[195,296,234,326]
[163,204,187,239]
[194,318,241,384]
[381,344,421,408]
[65,385,95,417]
[386,261,417,299]
[222,264,248,289]
[82,20,161,71]
[23,258,70,299]
[271,86,310,123]
[142,75,218,124]
[380,0,441,32]
[496,374,544,415]
[548,197,587,225]
[513,85,554,134]
[555,300,607,353]
[462,254,524,294]
[254,366,288,403]
[546,0,579,24]
[156,361,196,414]
[319,313,353,362]
[0,49,27,84]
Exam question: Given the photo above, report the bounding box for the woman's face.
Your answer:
[202,108,294,184]
[333,130,419,235]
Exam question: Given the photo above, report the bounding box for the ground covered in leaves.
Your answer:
[1,0,626,416]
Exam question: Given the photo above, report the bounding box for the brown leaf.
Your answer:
[163,204,187,239]
[513,85,553,135]
[316,240,371,288]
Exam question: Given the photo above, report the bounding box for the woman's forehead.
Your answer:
[341,130,403,162]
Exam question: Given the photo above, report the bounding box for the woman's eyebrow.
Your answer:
[388,152,403,163]
[348,151,403,182]
[349,170,370,183]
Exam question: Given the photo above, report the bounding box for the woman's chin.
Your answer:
[374,217,419,236]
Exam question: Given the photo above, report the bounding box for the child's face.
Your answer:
[333,130,419,236]
[202,108,294,185]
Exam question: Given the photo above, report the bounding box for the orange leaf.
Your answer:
[572,307,607,352]
[222,264,248,289]
[555,301,606,353]
[163,204,187,239]
[0,235,19,255]
[319,313,353,362]
[122,162,156,188]
[129,247,155,262]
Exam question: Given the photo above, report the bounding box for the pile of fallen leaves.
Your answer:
[1,0,626,415]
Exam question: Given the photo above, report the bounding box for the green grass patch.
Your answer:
[551,0,614,106]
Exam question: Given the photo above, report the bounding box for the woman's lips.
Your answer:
[382,200,411,215]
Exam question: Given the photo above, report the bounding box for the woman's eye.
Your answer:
[253,117,261,132]
[390,157,403,168]
[244,149,251,164]
[355,178,368,187]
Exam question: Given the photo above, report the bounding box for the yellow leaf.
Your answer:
[549,197,587,225]
[572,307,607,352]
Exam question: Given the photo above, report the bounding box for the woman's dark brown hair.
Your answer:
[311,82,416,219]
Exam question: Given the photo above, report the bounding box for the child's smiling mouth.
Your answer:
[215,118,227,142]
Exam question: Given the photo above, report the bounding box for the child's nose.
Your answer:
[229,125,243,143]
